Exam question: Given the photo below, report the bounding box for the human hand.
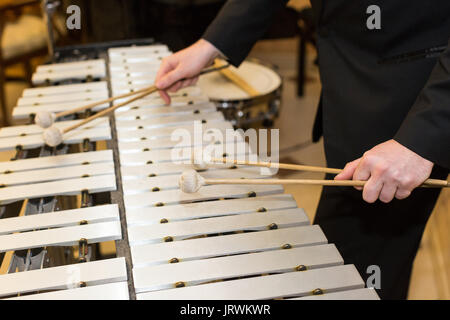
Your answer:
[335,139,434,203]
[155,39,220,104]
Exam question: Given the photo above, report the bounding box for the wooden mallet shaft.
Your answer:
[203,178,448,188]
[210,158,342,174]
[209,158,449,188]
[55,85,155,118]
[62,86,157,134]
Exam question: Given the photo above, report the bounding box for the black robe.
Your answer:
[202,0,450,299]
[203,0,450,170]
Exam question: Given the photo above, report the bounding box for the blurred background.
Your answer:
[0,0,448,299]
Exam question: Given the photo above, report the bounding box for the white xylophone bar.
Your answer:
[109,63,160,73]
[119,143,249,163]
[111,86,203,99]
[0,127,111,151]
[112,94,210,107]
[115,112,224,131]
[122,167,270,195]
[136,264,364,300]
[109,57,166,67]
[120,162,236,179]
[119,140,250,163]
[131,225,327,268]
[0,220,122,253]
[13,100,110,119]
[109,53,171,62]
[123,185,284,209]
[22,81,108,97]
[110,77,156,88]
[108,44,170,56]
[0,150,112,173]
[0,162,114,187]
[0,204,119,235]
[118,130,238,152]
[114,103,216,121]
[17,91,109,107]
[133,244,343,293]
[117,122,233,142]
[36,59,105,73]
[292,288,380,300]
[0,118,109,139]
[32,67,106,85]
[0,257,127,298]
[127,208,309,245]
[7,281,130,300]
[125,194,298,226]
[0,174,116,205]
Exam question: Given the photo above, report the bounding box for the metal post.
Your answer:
[40,0,60,61]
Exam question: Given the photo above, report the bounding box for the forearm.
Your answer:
[202,0,288,66]
[394,38,450,169]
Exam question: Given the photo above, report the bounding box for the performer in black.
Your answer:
[155,0,450,299]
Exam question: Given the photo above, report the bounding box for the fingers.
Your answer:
[395,188,411,200]
[378,183,398,203]
[362,176,384,203]
[335,158,361,180]
[157,76,200,105]
[158,67,185,90]
[155,58,178,89]
[158,90,171,105]
[353,157,372,191]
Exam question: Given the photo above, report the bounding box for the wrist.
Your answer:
[198,38,221,61]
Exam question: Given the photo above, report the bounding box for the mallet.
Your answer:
[43,87,156,147]
[36,62,231,129]
[35,85,157,128]
[179,169,449,193]
[207,158,450,188]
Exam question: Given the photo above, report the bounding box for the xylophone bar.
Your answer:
[17,91,109,107]
[127,208,309,245]
[117,122,233,142]
[131,225,327,268]
[13,101,110,120]
[0,149,112,173]
[0,204,119,235]
[136,264,364,300]
[0,174,116,205]
[0,220,121,252]
[125,194,299,225]
[292,288,379,300]
[123,184,283,209]
[122,167,270,195]
[133,244,343,293]
[7,281,130,300]
[114,102,216,121]
[0,258,127,298]
[22,81,108,98]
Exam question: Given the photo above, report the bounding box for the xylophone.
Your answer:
[0,42,379,300]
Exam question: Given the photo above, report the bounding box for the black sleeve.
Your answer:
[202,0,288,66]
[394,39,450,169]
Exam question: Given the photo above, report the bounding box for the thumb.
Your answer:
[335,158,361,180]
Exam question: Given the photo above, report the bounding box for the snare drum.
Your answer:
[198,59,282,128]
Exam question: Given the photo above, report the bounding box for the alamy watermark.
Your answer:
[170,121,279,175]
[66,5,81,30]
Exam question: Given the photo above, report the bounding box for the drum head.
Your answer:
[198,60,282,101]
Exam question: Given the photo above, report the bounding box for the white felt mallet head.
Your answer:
[179,169,206,193]
[35,111,56,128]
[43,126,63,147]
